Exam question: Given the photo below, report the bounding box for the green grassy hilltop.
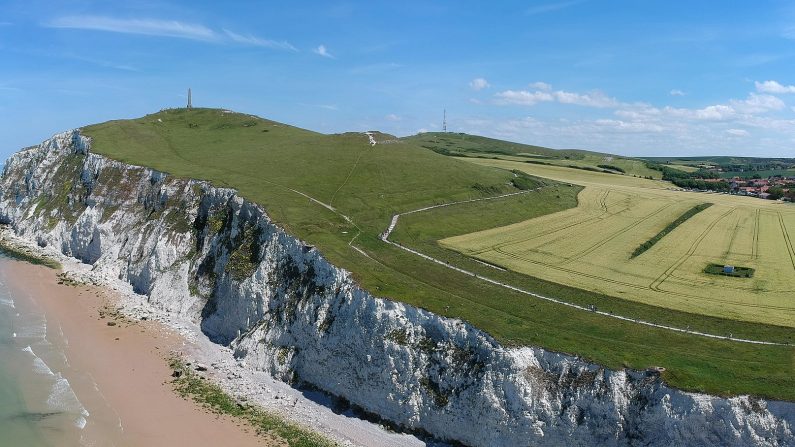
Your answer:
[82,108,795,401]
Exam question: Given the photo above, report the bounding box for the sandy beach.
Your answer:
[0,258,272,447]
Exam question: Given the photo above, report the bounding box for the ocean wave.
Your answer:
[22,345,55,376]
[0,297,14,308]
[48,374,90,429]
[22,345,90,429]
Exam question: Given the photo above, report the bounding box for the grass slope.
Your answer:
[81,109,795,401]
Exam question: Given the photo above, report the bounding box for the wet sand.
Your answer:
[1,259,272,447]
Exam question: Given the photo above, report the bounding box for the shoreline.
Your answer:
[0,227,430,447]
[1,257,271,447]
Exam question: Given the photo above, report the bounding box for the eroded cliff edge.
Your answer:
[0,130,792,447]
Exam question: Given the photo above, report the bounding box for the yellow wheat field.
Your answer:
[443,159,795,327]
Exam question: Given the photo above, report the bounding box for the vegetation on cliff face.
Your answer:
[0,235,62,269]
[169,357,337,447]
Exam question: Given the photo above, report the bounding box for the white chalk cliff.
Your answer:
[0,130,793,447]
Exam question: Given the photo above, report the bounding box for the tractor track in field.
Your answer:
[558,201,677,266]
[778,212,795,271]
[752,209,760,260]
[649,207,736,292]
[501,243,795,312]
[380,194,790,346]
[469,188,613,256]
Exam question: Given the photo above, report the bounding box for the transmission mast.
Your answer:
[187,88,192,109]
[443,109,447,132]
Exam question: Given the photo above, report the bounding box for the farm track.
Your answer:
[665,270,795,293]
[470,189,612,256]
[722,211,742,263]
[649,208,736,292]
[778,212,795,270]
[329,136,371,206]
[752,209,760,260]
[558,201,676,266]
[381,195,788,346]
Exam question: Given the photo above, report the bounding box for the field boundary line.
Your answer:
[381,196,788,346]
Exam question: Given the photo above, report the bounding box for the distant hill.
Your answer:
[81,108,524,258]
[643,155,795,179]
[402,132,584,158]
[403,132,661,178]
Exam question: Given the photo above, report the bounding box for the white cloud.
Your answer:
[46,16,216,41]
[495,84,618,108]
[385,114,401,121]
[223,29,297,51]
[731,93,785,113]
[726,129,749,137]
[530,81,552,91]
[479,82,795,156]
[45,16,297,51]
[755,80,795,94]
[469,78,490,91]
[314,44,334,58]
[690,104,736,120]
[554,90,618,108]
[594,119,664,133]
[670,89,686,96]
[495,89,554,106]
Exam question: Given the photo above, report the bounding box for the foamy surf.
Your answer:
[23,345,90,429]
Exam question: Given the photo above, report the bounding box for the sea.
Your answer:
[0,256,89,447]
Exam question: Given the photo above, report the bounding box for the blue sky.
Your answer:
[3,1,795,159]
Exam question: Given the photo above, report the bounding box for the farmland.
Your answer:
[443,159,795,327]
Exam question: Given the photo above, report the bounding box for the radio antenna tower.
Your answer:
[187,88,192,109]
[443,109,447,132]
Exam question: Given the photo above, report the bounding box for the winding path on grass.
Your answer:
[379,188,789,347]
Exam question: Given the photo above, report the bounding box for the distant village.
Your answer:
[723,176,795,200]
[650,161,795,201]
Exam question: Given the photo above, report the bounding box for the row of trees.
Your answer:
[767,186,795,201]
[646,163,730,191]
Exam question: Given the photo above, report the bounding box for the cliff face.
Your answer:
[1,130,793,447]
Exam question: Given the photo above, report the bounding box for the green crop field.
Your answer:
[443,159,795,327]
[80,109,795,401]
